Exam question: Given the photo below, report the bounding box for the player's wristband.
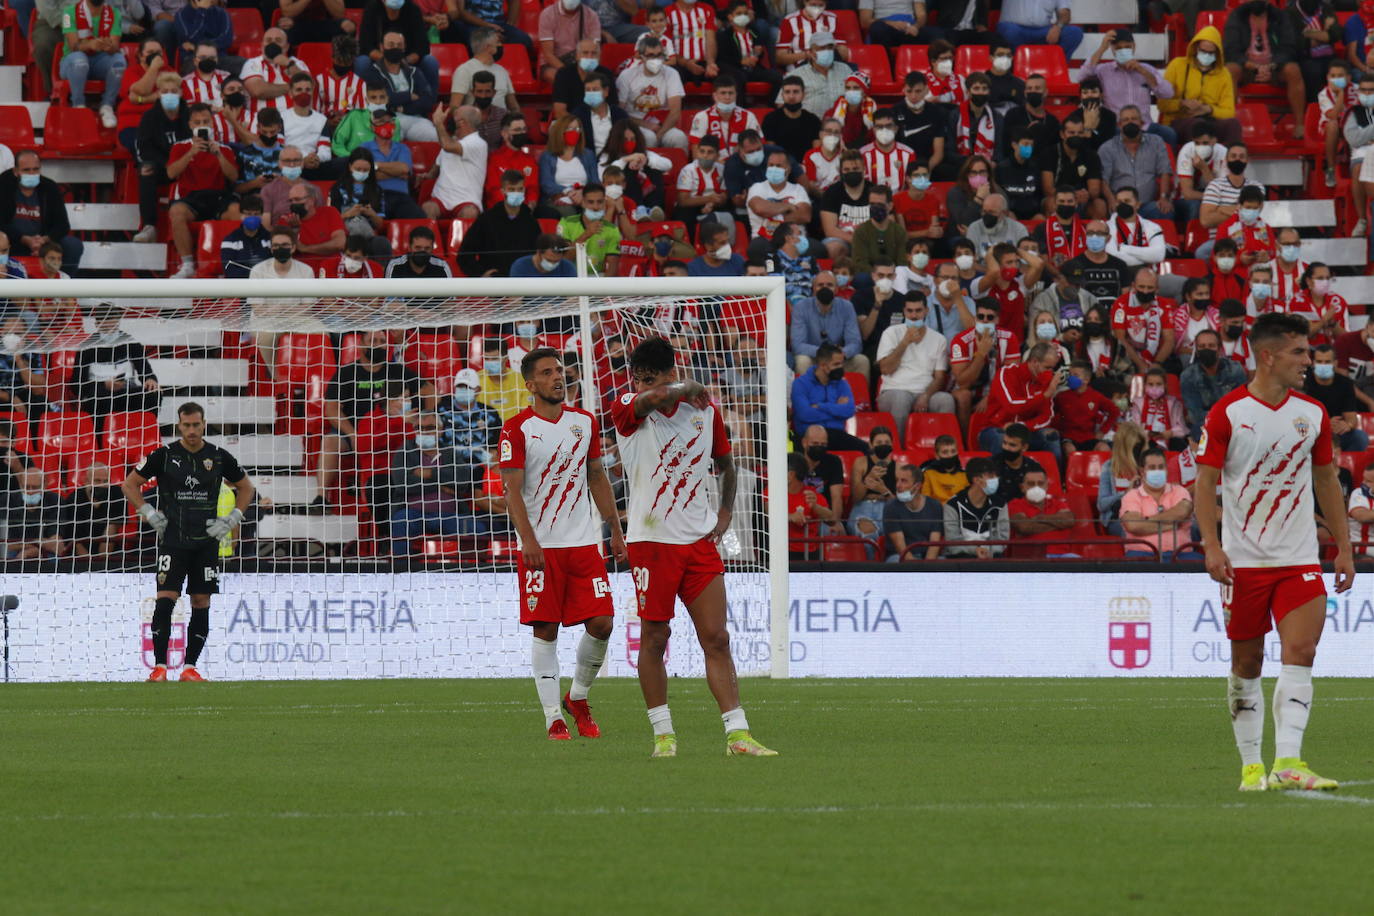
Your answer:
[137,504,158,521]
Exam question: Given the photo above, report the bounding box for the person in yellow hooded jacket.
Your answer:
[1158,25,1242,148]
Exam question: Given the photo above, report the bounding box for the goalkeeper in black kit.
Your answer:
[122,402,255,682]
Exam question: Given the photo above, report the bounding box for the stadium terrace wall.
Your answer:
[5,572,1374,681]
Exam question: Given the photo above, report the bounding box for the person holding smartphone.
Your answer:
[166,102,241,278]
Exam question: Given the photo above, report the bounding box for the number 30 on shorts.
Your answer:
[633,567,650,592]
[525,569,545,593]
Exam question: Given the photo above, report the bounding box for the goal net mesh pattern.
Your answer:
[0,283,778,682]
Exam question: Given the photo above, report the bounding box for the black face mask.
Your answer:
[783,101,803,113]
[1116,202,1135,220]
[930,455,961,473]
[259,133,280,147]
[816,288,835,306]
[981,213,999,228]
[1121,122,1142,140]
[289,202,308,217]
[1135,290,1155,303]
[969,93,989,108]
[263,43,283,61]
[1024,91,1044,108]
[1066,136,1086,151]
[364,346,388,364]
[271,247,292,263]
[223,91,246,108]
[1227,159,1247,175]
[842,171,864,188]
[872,444,893,460]
[197,58,218,74]
[1196,348,1219,368]
[410,251,432,268]
[473,95,493,109]
[608,354,626,370]
[1056,203,1076,220]
[510,132,529,148]
[1083,321,1105,338]
[1192,297,1212,311]
[806,445,828,462]
[869,205,888,223]
[383,47,405,64]
[1224,324,1244,340]
[1000,448,1022,464]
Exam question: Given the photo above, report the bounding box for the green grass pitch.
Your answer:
[3,677,1373,915]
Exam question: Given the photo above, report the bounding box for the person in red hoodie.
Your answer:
[978,341,1066,456]
[1053,359,1120,455]
[1207,236,1249,305]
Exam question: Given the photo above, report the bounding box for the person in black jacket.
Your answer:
[72,304,162,427]
[132,70,191,245]
[357,0,438,95]
[0,151,82,274]
[716,1,782,106]
[357,31,438,140]
[457,169,541,277]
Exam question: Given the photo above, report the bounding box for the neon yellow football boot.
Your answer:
[726,730,778,757]
[1267,758,1338,791]
[1238,763,1267,792]
[650,734,677,758]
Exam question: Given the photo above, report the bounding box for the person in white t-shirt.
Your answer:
[423,103,487,220]
[1347,463,1374,557]
[248,226,320,374]
[280,72,332,173]
[875,294,954,436]
[745,148,811,238]
[614,37,689,150]
[450,27,520,112]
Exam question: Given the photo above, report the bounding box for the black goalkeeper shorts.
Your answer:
[156,542,222,595]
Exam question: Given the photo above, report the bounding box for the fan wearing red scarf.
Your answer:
[1214,186,1276,267]
[1208,237,1250,305]
[59,0,127,125]
[1036,185,1088,267]
[1287,262,1349,346]
[955,73,1001,161]
[1111,267,1177,373]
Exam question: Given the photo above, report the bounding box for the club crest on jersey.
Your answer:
[571,424,584,439]
[1292,416,1312,438]
[203,458,213,470]
[691,414,705,432]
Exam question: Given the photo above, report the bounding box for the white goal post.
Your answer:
[0,275,791,680]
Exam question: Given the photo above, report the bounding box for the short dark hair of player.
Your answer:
[520,346,561,380]
[178,401,205,421]
[965,72,990,91]
[629,336,676,376]
[696,134,720,151]
[1218,298,1246,320]
[1250,312,1310,348]
[534,232,568,256]
[814,341,843,364]
[966,456,996,479]
[1004,423,1031,445]
[903,287,927,305]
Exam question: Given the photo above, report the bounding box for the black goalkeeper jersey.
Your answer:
[135,440,246,548]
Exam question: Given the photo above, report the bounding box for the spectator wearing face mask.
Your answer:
[1103,185,1167,269]
[918,434,967,501]
[1052,359,1120,454]
[73,303,162,424]
[1086,29,1176,145]
[385,225,451,278]
[1120,447,1197,560]
[459,170,541,278]
[436,368,503,468]
[883,464,944,562]
[791,347,870,454]
[1110,267,1175,374]
[320,235,381,278]
[1289,263,1349,347]
[1008,466,1076,558]
[1207,238,1250,307]
[851,185,906,275]
[1174,121,1227,227]
[1211,185,1274,266]
[4,465,65,560]
[786,452,837,560]
[381,411,484,549]
[980,342,1066,457]
[1198,142,1263,253]
[875,293,954,438]
[942,456,1009,558]
[791,277,868,379]
[1345,462,1374,557]
[330,150,391,259]
[687,221,745,278]
[846,425,898,545]
[1180,329,1246,438]
[1131,367,1188,451]
[510,233,577,279]
[220,195,272,278]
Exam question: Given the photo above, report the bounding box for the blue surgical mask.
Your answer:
[538,257,559,272]
[911,174,931,191]
[975,321,995,336]
[765,165,786,185]
[983,477,1000,496]
[281,166,303,181]
[453,387,476,406]
[1250,282,1271,299]
[1239,207,1259,225]
[795,235,810,255]
[415,433,437,449]
[1017,143,1034,159]
[716,101,736,115]
[743,149,764,167]
[516,322,538,338]
[1036,323,1056,340]
[1314,363,1336,380]
[905,317,925,328]
[583,90,604,107]
[1145,469,1167,489]
[1114,48,1134,65]
[21,491,42,506]
[1196,51,1216,67]
[505,190,525,207]
[1332,76,1348,90]
[385,0,404,7]
[1085,234,1107,253]
[578,56,598,72]
[1280,244,1301,262]
[160,92,181,111]
[485,358,504,375]
[844,89,862,106]
[0,253,8,267]
[815,49,835,68]
[654,238,673,256]
[583,208,605,221]
[243,214,262,232]
[895,488,915,503]
[351,168,371,182]
[18,173,39,189]
[1362,93,1374,108]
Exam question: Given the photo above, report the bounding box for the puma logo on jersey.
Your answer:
[1239,423,1256,433]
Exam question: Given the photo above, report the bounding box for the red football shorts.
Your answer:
[1222,565,1327,641]
[517,545,613,626]
[629,538,725,621]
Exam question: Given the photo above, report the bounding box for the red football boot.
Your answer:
[146,665,168,682]
[547,719,572,740]
[179,666,206,682]
[561,692,602,738]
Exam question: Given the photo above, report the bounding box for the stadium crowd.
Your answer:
[5,0,1374,563]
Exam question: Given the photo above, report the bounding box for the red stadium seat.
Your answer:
[430,44,470,96]
[408,141,441,185]
[904,413,963,451]
[955,45,991,80]
[845,371,871,410]
[822,537,876,562]
[37,410,97,494]
[501,44,539,94]
[1066,488,1097,531]
[1067,450,1110,490]
[1235,103,1284,156]
[196,219,240,277]
[833,449,865,484]
[1197,10,1227,33]
[228,8,263,55]
[830,9,863,47]
[1012,46,1074,96]
[1027,451,1062,494]
[0,410,32,453]
[848,410,899,442]
[294,42,333,80]
[1164,257,1208,279]
[446,217,474,252]
[403,332,466,394]
[43,106,107,155]
[1360,413,1374,441]
[101,411,160,471]
[893,45,931,79]
[602,43,636,73]
[0,104,35,148]
[274,333,336,434]
[849,46,896,95]
[387,218,445,257]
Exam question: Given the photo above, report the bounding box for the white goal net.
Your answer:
[0,276,787,683]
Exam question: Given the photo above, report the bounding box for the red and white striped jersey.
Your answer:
[611,390,731,544]
[210,111,242,145]
[778,9,842,57]
[803,148,842,189]
[675,160,724,196]
[858,141,914,193]
[182,71,227,107]
[316,69,365,117]
[498,406,602,549]
[688,106,760,157]
[239,55,310,117]
[1198,386,1333,568]
[665,2,714,62]
[1269,258,1306,309]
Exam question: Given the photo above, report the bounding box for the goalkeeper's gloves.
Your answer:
[137,503,167,535]
[206,508,244,540]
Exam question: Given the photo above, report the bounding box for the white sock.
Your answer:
[721,707,749,735]
[1273,664,1314,760]
[531,636,562,727]
[568,632,608,701]
[1227,674,1264,767]
[647,704,674,736]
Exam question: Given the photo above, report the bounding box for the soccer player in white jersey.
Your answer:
[610,338,776,758]
[499,347,628,740]
[1195,312,1354,792]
